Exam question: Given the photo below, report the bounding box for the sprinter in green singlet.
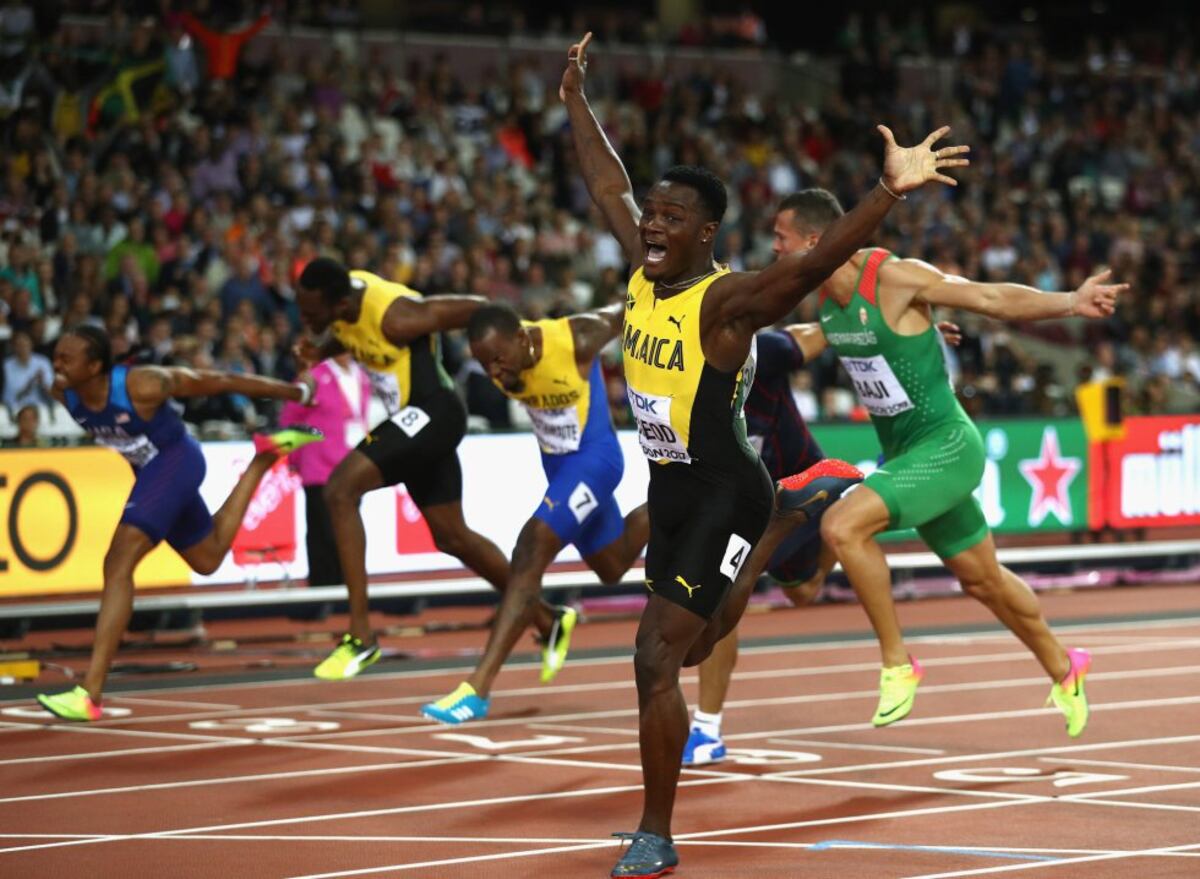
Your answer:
[693,189,1124,745]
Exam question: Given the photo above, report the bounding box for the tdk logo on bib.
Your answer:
[630,389,661,416]
[627,387,691,463]
[844,359,879,375]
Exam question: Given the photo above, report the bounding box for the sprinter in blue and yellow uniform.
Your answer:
[295,258,512,682]
[421,302,649,724]
[561,30,971,877]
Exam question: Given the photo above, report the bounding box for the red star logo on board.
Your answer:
[1018,426,1082,527]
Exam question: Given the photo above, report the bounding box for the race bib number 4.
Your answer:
[840,355,914,417]
[527,406,582,454]
[628,387,691,463]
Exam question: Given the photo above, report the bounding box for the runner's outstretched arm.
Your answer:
[381,294,490,347]
[560,33,643,267]
[709,126,970,330]
[127,365,309,407]
[898,262,1126,320]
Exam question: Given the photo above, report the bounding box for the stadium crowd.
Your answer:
[1,2,1198,442]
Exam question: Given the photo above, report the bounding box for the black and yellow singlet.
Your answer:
[623,266,772,621]
[331,270,456,415]
[329,270,466,506]
[622,266,758,469]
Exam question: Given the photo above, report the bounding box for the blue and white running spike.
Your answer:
[682,725,726,765]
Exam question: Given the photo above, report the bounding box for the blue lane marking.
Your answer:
[808,840,1057,862]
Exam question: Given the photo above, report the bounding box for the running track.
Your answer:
[2,584,1200,877]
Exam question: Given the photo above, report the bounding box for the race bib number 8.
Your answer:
[628,387,691,464]
[840,355,914,417]
[391,405,430,437]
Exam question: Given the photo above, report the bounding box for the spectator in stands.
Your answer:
[3,330,53,413]
[3,7,1188,434]
[7,404,43,448]
[178,8,271,82]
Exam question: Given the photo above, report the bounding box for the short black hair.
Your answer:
[660,165,728,223]
[65,323,113,373]
[467,303,522,343]
[777,189,845,232]
[298,257,352,303]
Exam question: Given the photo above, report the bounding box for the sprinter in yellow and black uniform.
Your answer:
[560,30,971,878]
[622,265,770,622]
[295,258,511,683]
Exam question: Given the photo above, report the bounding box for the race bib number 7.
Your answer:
[839,355,914,417]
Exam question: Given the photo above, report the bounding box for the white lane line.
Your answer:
[768,733,1200,778]
[0,834,120,840]
[0,741,246,767]
[107,696,243,709]
[45,725,252,745]
[527,722,639,736]
[159,834,607,844]
[1064,779,1200,800]
[1073,798,1200,813]
[11,611,1200,714]
[275,666,1200,744]
[262,739,492,760]
[285,841,615,878]
[0,755,481,805]
[768,737,946,755]
[511,704,1200,760]
[1036,755,1200,774]
[0,776,743,857]
[723,695,1200,751]
[901,842,1200,878]
[10,627,1198,736]
[674,798,1037,841]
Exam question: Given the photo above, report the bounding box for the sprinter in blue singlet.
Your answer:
[36,325,322,721]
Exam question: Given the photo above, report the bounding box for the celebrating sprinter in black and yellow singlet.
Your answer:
[561,31,971,878]
[296,258,511,682]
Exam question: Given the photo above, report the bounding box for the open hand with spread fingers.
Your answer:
[879,125,971,195]
[560,31,592,102]
[1071,269,1127,318]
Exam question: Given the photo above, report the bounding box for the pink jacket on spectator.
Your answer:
[279,359,372,486]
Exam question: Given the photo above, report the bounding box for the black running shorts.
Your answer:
[644,458,772,620]
[356,389,466,509]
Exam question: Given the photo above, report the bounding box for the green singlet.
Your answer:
[819,248,988,559]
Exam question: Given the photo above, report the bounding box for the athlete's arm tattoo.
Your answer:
[560,34,643,267]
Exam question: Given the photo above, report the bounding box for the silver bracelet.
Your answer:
[878,177,906,201]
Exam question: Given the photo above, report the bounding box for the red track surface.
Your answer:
[3,584,1200,878]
